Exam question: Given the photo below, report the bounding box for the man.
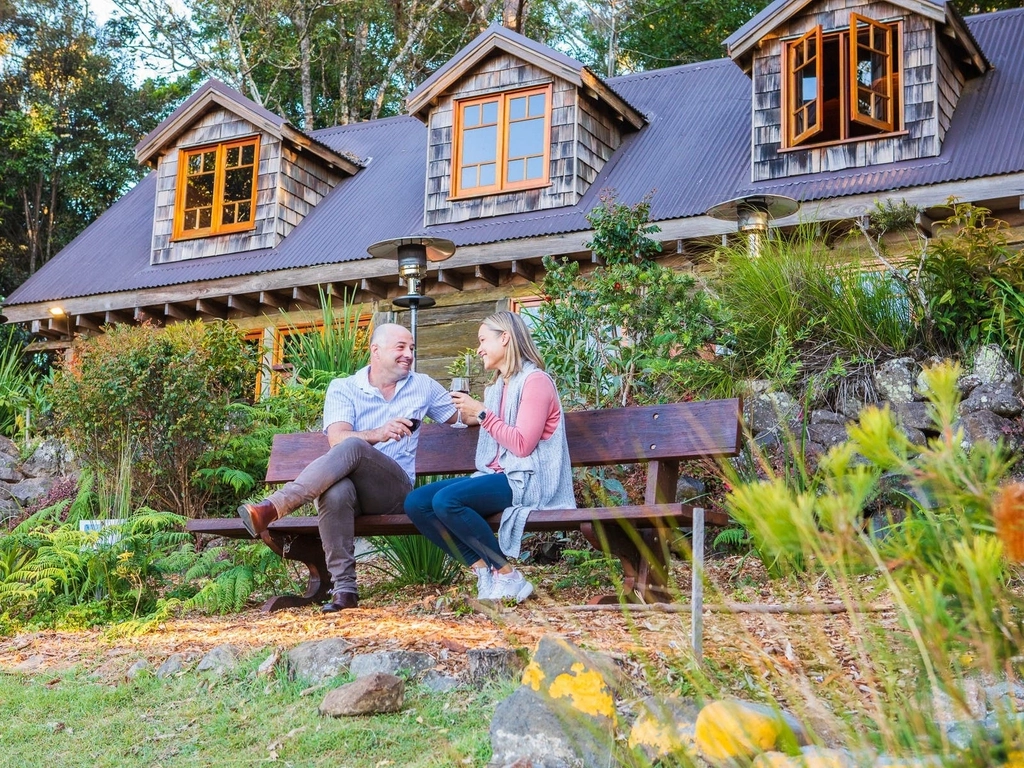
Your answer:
[237,323,456,612]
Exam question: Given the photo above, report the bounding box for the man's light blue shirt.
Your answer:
[322,366,456,482]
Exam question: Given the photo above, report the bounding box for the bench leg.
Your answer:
[580,521,674,605]
[259,531,332,612]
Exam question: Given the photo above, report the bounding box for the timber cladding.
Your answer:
[423,53,625,227]
[750,0,944,183]
[150,107,342,265]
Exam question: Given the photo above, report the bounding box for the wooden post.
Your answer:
[691,506,704,662]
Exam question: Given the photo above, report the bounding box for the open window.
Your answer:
[452,84,552,198]
[173,136,260,240]
[784,14,899,148]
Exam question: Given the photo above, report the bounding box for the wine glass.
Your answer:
[450,377,470,429]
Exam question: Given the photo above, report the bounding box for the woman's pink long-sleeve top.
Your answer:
[480,371,561,471]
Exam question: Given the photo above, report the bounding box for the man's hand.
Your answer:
[326,418,416,447]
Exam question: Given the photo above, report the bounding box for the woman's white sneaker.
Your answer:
[474,567,494,600]
[489,570,534,603]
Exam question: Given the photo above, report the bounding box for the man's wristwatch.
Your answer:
[477,409,488,423]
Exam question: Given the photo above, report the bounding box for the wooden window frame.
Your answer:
[786,27,824,146]
[173,136,260,241]
[781,15,900,150]
[849,13,896,132]
[451,83,552,200]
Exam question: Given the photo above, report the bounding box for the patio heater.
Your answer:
[366,236,456,369]
[706,194,800,258]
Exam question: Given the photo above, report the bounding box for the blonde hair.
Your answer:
[481,311,545,380]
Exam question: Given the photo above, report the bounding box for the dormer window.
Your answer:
[784,14,900,148]
[173,136,260,240]
[452,84,551,198]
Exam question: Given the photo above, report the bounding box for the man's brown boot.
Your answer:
[237,499,278,537]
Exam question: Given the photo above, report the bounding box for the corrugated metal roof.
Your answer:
[8,8,1024,307]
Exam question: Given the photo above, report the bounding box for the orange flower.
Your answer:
[994,483,1024,563]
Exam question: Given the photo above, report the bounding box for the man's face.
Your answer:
[371,327,415,381]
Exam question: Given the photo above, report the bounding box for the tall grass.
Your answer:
[0,334,39,438]
[284,287,369,391]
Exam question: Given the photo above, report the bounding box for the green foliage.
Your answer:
[282,287,369,391]
[366,535,463,587]
[713,230,914,398]
[869,198,921,234]
[181,541,297,614]
[49,320,258,518]
[532,191,719,407]
[0,333,40,439]
[553,548,621,590]
[912,201,1024,359]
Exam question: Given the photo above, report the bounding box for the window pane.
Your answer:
[237,201,252,222]
[463,103,480,128]
[222,205,236,225]
[226,146,240,167]
[461,166,477,189]
[198,208,212,229]
[479,163,495,187]
[183,209,197,230]
[187,154,202,173]
[507,158,524,183]
[508,118,544,158]
[482,101,498,124]
[202,151,217,172]
[801,74,817,104]
[224,167,253,203]
[528,93,546,115]
[509,96,526,120]
[526,156,544,180]
[241,143,256,165]
[185,173,214,208]
[462,125,497,164]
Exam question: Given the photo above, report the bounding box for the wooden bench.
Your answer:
[188,399,741,650]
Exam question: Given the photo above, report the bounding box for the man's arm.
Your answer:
[326,419,415,447]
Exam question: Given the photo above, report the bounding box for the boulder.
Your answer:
[319,672,404,716]
[466,648,526,684]
[893,401,934,433]
[805,422,849,450]
[676,475,706,503]
[749,392,800,435]
[349,650,434,680]
[196,644,239,676]
[20,439,73,478]
[957,411,1018,452]
[694,699,809,765]
[7,477,55,505]
[874,357,917,403]
[286,638,352,683]
[156,653,185,679]
[626,696,700,764]
[972,344,1022,391]
[959,383,1023,418]
[490,686,605,768]
[420,669,460,693]
[126,659,152,679]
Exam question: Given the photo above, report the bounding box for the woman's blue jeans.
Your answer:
[404,474,513,569]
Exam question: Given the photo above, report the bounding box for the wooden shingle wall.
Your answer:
[424,54,624,226]
[151,108,281,264]
[750,0,946,183]
[277,146,342,240]
[936,35,966,142]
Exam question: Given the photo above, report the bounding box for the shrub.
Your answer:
[532,191,720,408]
[50,320,258,518]
[281,287,369,391]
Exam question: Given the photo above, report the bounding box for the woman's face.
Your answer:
[477,324,509,372]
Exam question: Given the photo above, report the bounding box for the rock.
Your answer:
[836,393,868,420]
[694,700,809,765]
[931,680,987,723]
[809,410,847,426]
[12,654,45,673]
[805,422,848,450]
[874,758,945,768]
[957,373,983,396]
[0,466,23,482]
[7,476,55,505]
[20,439,73,478]
[874,357,917,403]
[0,434,20,458]
[196,644,239,676]
[957,411,1018,452]
[754,747,857,767]
[349,650,434,679]
[893,401,934,433]
[676,475,706,503]
[490,686,598,768]
[319,672,404,716]
[156,653,185,679]
[972,344,1022,391]
[915,357,947,399]
[286,638,352,683]
[521,636,627,711]
[898,426,928,447]
[126,659,152,679]
[466,648,526,684]
[626,696,700,763]
[749,392,800,435]
[420,669,460,693]
[959,383,1023,418]
[0,498,20,525]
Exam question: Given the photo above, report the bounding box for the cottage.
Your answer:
[4,0,1023,384]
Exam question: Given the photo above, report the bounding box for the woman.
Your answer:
[404,311,575,602]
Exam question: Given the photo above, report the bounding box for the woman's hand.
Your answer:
[451,392,486,425]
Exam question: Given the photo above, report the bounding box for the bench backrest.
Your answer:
[265,398,742,483]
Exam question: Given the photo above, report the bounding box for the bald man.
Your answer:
[238,324,456,612]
